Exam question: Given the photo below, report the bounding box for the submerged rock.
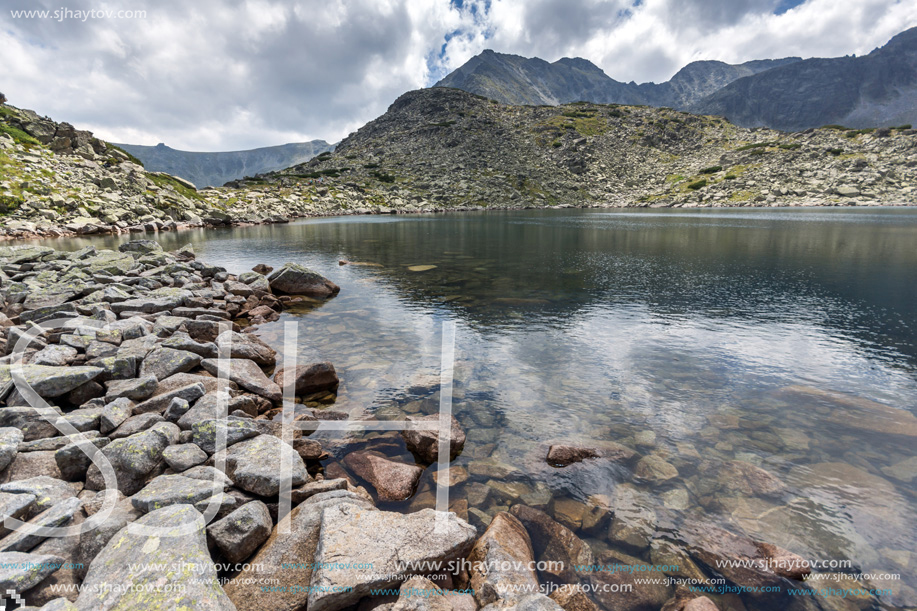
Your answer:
[510,504,595,584]
[273,362,339,396]
[680,521,810,587]
[401,414,466,463]
[467,512,561,610]
[546,445,600,467]
[343,451,423,501]
[635,454,679,483]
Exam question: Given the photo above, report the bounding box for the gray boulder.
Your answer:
[200,358,280,402]
[0,497,82,552]
[224,435,308,497]
[0,408,61,442]
[0,365,102,398]
[0,551,65,593]
[138,347,202,381]
[104,375,157,402]
[31,345,78,367]
[133,382,205,415]
[99,397,134,434]
[74,496,142,580]
[75,504,237,610]
[130,474,225,513]
[215,330,277,366]
[192,419,260,454]
[108,413,164,439]
[0,427,24,470]
[0,476,75,515]
[308,506,477,611]
[0,492,36,536]
[267,263,340,298]
[84,425,175,495]
[162,443,208,471]
[206,500,272,563]
[53,436,110,482]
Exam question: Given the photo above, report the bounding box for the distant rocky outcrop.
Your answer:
[114,140,335,188]
[435,26,917,130]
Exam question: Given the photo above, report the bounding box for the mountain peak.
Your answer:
[434,27,917,130]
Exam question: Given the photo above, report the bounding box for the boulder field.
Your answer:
[0,239,815,611]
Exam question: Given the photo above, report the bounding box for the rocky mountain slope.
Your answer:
[435,26,917,130]
[2,88,916,240]
[691,26,917,131]
[247,87,917,212]
[435,49,799,108]
[115,140,334,188]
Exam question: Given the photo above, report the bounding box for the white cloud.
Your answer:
[1,0,914,150]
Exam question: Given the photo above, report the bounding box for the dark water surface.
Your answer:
[49,208,917,609]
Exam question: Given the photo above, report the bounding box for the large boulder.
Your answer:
[84,424,177,495]
[267,263,340,298]
[0,364,103,398]
[224,434,309,497]
[192,419,261,454]
[118,240,162,255]
[200,358,281,402]
[215,331,277,366]
[130,474,225,513]
[0,497,82,552]
[308,506,477,611]
[138,347,202,381]
[0,551,65,592]
[75,496,143,580]
[0,476,75,515]
[74,504,236,610]
[223,490,374,611]
[0,408,60,442]
[0,492,36,537]
[206,501,272,564]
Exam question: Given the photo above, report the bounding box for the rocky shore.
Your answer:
[3,90,916,242]
[0,238,827,611]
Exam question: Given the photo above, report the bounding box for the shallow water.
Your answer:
[48,208,917,609]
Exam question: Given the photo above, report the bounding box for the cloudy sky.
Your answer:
[2,0,914,150]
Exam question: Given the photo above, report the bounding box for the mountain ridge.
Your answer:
[114,139,335,188]
[434,49,801,108]
[434,27,917,130]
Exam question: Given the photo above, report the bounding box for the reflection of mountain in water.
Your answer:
[44,208,917,367]
[274,210,917,366]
